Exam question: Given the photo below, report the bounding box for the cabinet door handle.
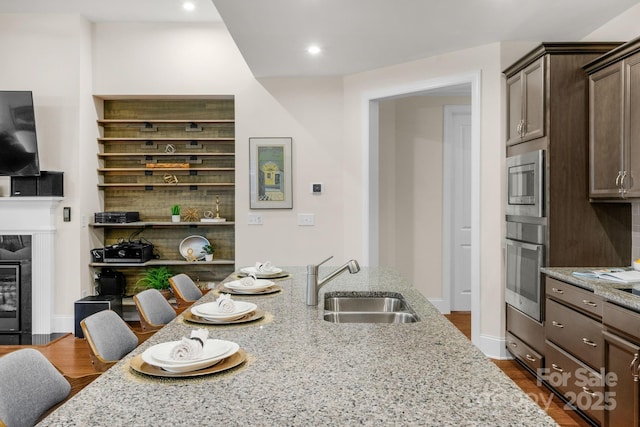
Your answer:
[551,287,564,294]
[621,171,629,197]
[581,387,597,397]
[582,338,597,347]
[616,170,623,187]
[509,341,517,348]
[631,353,639,381]
[551,363,563,372]
[551,321,564,328]
[521,120,527,137]
[516,121,522,136]
[525,354,536,362]
[582,300,597,308]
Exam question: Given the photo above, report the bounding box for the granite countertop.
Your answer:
[40,267,556,426]
[542,267,640,312]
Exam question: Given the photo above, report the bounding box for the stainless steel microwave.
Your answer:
[505,150,545,218]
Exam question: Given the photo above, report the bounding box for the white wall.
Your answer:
[378,95,470,301]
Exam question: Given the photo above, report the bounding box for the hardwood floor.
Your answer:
[444,312,591,427]
[0,315,591,425]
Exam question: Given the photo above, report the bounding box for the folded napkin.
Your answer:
[255,261,274,273]
[169,328,209,361]
[215,293,236,313]
[237,276,257,287]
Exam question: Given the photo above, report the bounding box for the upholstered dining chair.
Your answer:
[0,348,98,427]
[133,288,177,332]
[80,309,154,372]
[169,273,203,312]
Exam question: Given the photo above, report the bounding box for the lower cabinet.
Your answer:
[602,302,640,427]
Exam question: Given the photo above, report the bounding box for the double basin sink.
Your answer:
[323,292,420,324]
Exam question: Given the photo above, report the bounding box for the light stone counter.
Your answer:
[542,267,640,312]
[39,267,557,426]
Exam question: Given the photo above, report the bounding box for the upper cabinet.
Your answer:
[506,57,545,145]
[585,37,640,200]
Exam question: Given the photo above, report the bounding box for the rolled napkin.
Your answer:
[169,328,209,361]
[238,276,257,287]
[215,293,236,313]
[255,261,273,273]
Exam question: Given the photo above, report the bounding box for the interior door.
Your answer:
[449,106,472,311]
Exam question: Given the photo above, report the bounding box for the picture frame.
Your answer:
[249,137,293,209]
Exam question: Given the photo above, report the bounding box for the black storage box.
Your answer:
[11,171,63,197]
[74,295,123,338]
[96,268,126,296]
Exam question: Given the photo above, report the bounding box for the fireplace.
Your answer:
[0,197,61,344]
[0,261,23,331]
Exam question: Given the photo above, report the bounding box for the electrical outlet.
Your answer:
[298,213,315,226]
[248,213,263,225]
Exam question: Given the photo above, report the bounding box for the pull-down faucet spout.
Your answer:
[306,256,360,305]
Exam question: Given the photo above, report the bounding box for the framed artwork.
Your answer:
[249,137,293,209]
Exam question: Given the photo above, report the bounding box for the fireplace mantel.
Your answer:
[0,197,62,334]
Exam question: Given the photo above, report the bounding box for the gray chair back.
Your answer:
[0,348,70,427]
[134,288,177,326]
[170,273,203,302]
[82,309,139,361]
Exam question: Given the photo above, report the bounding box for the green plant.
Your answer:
[201,244,214,255]
[134,266,173,292]
[171,205,180,215]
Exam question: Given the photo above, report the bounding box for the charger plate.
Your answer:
[183,309,265,325]
[216,283,283,295]
[130,349,246,378]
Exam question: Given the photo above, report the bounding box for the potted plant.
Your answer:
[171,205,181,222]
[201,244,214,262]
[134,266,173,299]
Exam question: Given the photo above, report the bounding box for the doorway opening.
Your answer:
[364,72,480,344]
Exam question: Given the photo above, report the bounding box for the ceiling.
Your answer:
[0,0,638,78]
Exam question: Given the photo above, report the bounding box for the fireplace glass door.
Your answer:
[0,262,20,331]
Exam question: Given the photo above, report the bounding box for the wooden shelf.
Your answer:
[98,137,234,143]
[98,153,234,158]
[90,259,234,268]
[97,183,234,189]
[89,221,234,228]
[98,119,234,126]
[98,167,234,173]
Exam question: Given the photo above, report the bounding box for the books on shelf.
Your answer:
[572,268,640,283]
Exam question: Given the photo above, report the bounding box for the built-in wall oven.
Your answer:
[505,149,546,322]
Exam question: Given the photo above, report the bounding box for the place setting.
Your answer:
[218,262,285,295]
[184,293,265,325]
[235,261,291,280]
[129,328,246,378]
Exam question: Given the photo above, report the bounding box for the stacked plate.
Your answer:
[141,339,239,373]
[239,265,285,278]
[224,278,275,294]
[191,301,257,321]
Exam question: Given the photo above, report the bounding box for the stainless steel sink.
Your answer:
[323,292,419,323]
[323,312,419,324]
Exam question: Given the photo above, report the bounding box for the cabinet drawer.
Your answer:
[545,340,604,425]
[603,301,640,342]
[506,332,543,372]
[546,299,603,369]
[506,304,544,354]
[546,277,603,318]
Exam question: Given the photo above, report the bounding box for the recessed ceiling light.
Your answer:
[307,45,322,55]
[183,1,196,11]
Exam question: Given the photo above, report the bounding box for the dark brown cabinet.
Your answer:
[506,57,545,145]
[602,302,640,427]
[586,39,640,199]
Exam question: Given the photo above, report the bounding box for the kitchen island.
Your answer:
[39,267,556,426]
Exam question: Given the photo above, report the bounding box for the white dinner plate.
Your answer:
[239,266,283,277]
[224,278,275,293]
[191,301,257,320]
[141,340,240,373]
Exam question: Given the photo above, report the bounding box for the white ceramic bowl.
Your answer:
[179,235,210,261]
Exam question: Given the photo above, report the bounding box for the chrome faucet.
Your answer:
[306,256,360,305]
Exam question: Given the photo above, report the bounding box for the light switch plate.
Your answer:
[248,213,263,225]
[298,213,315,226]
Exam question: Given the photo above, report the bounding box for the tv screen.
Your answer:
[0,91,40,176]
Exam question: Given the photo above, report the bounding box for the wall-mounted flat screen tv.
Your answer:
[0,91,40,176]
